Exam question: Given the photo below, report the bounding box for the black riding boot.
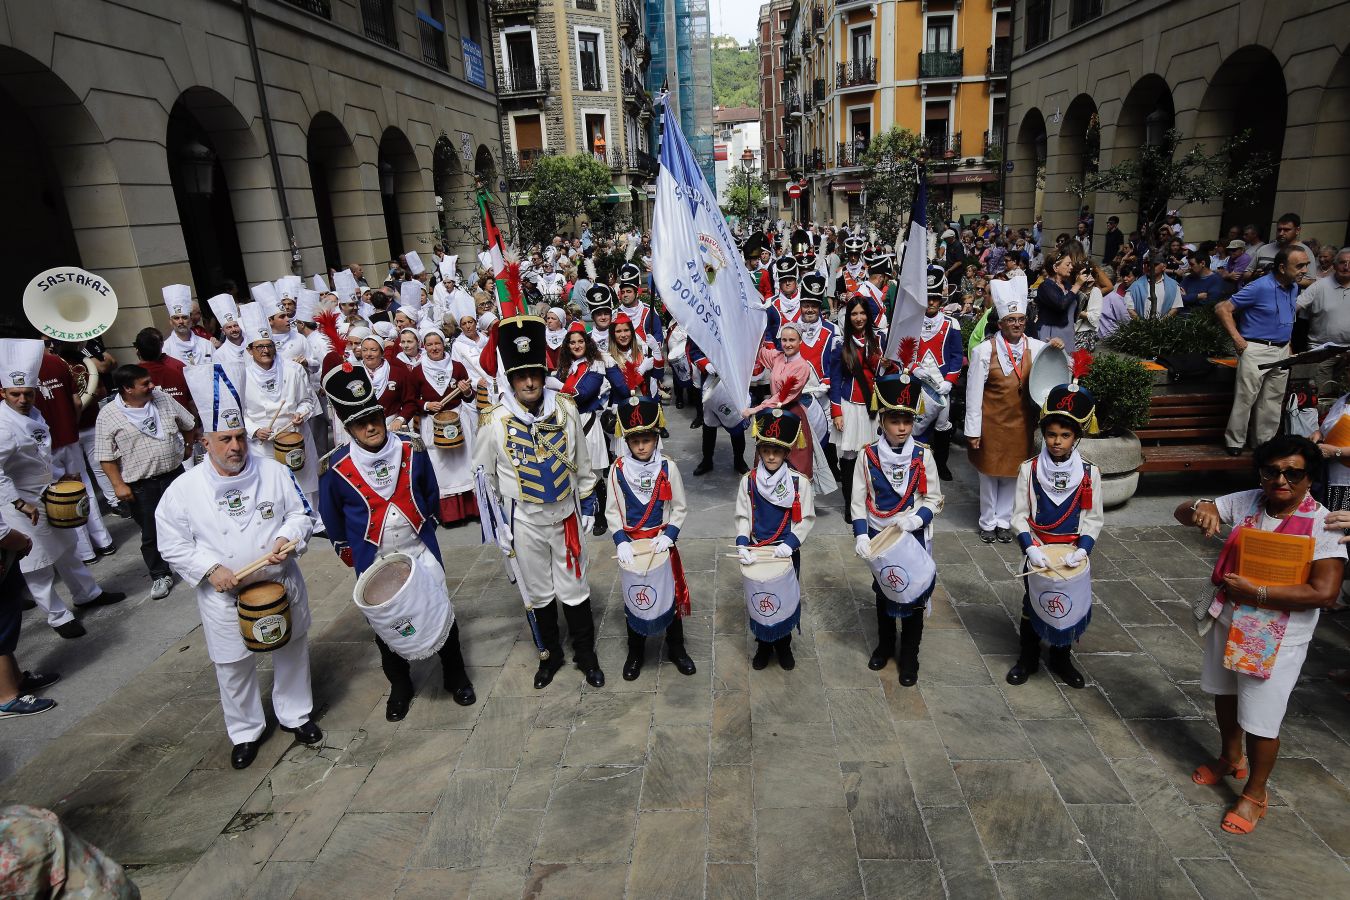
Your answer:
[592,474,609,536]
[563,598,604,687]
[623,623,646,681]
[839,456,857,524]
[932,428,954,481]
[1005,616,1042,685]
[694,425,718,475]
[532,602,567,689]
[868,593,897,670]
[897,614,924,686]
[437,622,476,705]
[665,616,696,675]
[823,440,841,480]
[730,428,749,474]
[774,635,795,670]
[1047,645,1086,689]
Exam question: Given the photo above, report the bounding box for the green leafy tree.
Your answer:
[517,154,614,245]
[1068,129,1275,315]
[858,127,927,239]
[712,40,759,108]
[721,166,766,223]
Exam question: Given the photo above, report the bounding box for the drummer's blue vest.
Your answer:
[1029,461,1093,541]
[504,409,576,504]
[615,459,669,532]
[747,476,800,546]
[864,444,925,515]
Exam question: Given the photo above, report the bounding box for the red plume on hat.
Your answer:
[502,250,524,318]
[1071,349,1093,382]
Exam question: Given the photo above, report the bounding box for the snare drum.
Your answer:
[1025,544,1092,640]
[619,538,675,635]
[237,582,292,652]
[273,430,306,472]
[866,525,937,612]
[353,552,454,659]
[432,408,465,449]
[741,555,801,643]
[41,478,89,529]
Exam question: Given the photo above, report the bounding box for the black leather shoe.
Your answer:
[675,397,685,409]
[585,668,605,688]
[592,518,607,537]
[898,662,919,687]
[53,620,86,639]
[867,646,893,671]
[451,684,477,706]
[1049,656,1086,690]
[622,655,644,681]
[534,658,565,689]
[1005,660,1039,686]
[231,741,259,769]
[775,643,796,671]
[693,459,714,476]
[385,696,411,721]
[752,643,774,670]
[94,542,117,557]
[671,652,696,676]
[733,458,750,475]
[19,671,60,692]
[281,721,324,745]
[77,591,126,608]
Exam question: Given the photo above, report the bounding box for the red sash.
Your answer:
[333,442,426,545]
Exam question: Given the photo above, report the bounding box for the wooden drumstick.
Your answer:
[233,539,299,581]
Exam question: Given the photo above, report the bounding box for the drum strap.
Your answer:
[333,443,427,545]
[616,458,671,533]
[1027,459,1092,543]
[863,445,925,519]
[747,476,800,547]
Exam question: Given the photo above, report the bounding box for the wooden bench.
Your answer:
[1137,391,1250,473]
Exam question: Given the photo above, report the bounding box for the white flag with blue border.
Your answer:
[884,172,930,366]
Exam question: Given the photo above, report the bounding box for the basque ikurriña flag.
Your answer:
[884,172,930,366]
[651,100,767,411]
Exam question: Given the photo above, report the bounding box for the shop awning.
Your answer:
[927,169,998,186]
[831,180,863,193]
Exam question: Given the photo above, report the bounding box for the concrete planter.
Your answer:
[1079,430,1144,509]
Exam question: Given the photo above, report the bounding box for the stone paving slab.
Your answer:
[1,428,1348,898]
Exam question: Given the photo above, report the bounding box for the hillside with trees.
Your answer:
[712,38,758,109]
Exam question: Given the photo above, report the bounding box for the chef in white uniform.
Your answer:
[237,304,319,509]
[156,361,320,770]
[161,284,213,365]
[207,292,248,367]
[251,281,314,371]
[0,339,124,638]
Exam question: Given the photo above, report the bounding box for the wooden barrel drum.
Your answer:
[273,431,306,472]
[42,478,89,528]
[237,581,292,652]
[432,408,464,449]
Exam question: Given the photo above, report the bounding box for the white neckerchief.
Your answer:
[778,292,801,320]
[1035,444,1085,506]
[995,334,1026,377]
[246,356,281,397]
[347,433,403,500]
[202,451,263,532]
[620,449,663,505]
[166,331,204,363]
[0,403,50,459]
[754,461,794,509]
[421,352,453,392]
[874,435,915,492]
[366,360,391,397]
[396,351,421,369]
[798,318,823,346]
[499,388,558,427]
[545,327,567,350]
[921,313,944,340]
[116,393,164,440]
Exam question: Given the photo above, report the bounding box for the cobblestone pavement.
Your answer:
[2,425,1348,899]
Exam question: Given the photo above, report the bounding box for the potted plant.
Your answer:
[1077,351,1154,507]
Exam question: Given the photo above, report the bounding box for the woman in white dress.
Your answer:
[415,328,478,525]
[452,313,494,423]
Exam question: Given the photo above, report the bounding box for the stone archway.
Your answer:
[1006,108,1046,227]
[308,112,376,272]
[378,127,425,261]
[1045,94,1099,237]
[1112,75,1174,234]
[433,132,475,259]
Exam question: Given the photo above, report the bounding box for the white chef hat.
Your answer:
[991,273,1029,321]
[448,288,475,326]
[184,361,246,433]
[333,269,360,302]
[295,289,321,324]
[404,250,425,276]
[372,321,397,344]
[162,284,193,318]
[238,303,274,346]
[399,280,424,308]
[0,338,46,390]
[311,273,329,293]
[206,292,239,326]
[438,255,458,281]
[249,282,282,318]
[274,275,302,301]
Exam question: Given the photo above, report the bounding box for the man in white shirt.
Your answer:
[161,285,213,365]
[207,292,248,366]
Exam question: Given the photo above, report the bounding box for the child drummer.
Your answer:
[735,409,816,670]
[850,372,944,686]
[1006,383,1104,689]
[608,396,696,681]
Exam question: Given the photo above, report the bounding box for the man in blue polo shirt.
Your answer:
[1216,247,1309,454]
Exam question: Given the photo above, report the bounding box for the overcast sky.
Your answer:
[710,0,761,44]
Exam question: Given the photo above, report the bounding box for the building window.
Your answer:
[925,15,954,54]
[360,0,398,48]
[513,114,544,170]
[584,113,608,161]
[850,26,871,62]
[925,100,952,155]
[577,30,604,91]
[462,0,480,44]
[1026,0,1052,49]
[576,0,598,8]
[504,30,539,91]
[1070,0,1103,28]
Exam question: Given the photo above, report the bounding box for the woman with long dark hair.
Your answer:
[551,323,611,534]
[830,297,888,521]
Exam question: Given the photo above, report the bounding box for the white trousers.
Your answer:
[24,560,101,627]
[213,636,314,744]
[54,443,112,557]
[978,473,1016,531]
[512,505,590,608]
[1224,342,1289,449]
[79,428,118,506]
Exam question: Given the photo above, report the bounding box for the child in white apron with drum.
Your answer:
[1007,383,1104,689]
[850,372,945,686]
[608,396,696,681]
[735,409,816,671]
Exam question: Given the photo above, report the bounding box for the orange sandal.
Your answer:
[1221,793,1268,835]
[1191,756,1249,785]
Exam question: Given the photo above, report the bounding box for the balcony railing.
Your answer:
[782,46,799,72]
[504,148,551,175]
[619,0,640,40]
[811,5,825,33]
[576,0,597,8]
[360,0,398,48]
[919,49,963,79]
[785,92,801,116]
[490,0,539,19]
[987,44,1011,76]
[835,57,877,89]
[983,130,1002,158]
[925,132,963,160]
[806,148,825,173]
[418,16,448,70]
[608,148,658,178]
[813,77,826,102]
[497,64,551,96]
[634,148,659,177]
[622,70,646,107]
[280,0,331,18]
[836,141,866,168]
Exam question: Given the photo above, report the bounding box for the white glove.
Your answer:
[651,534,674,553]
[581,515,594,534]
[738,547,755,565]
[855,534,871,559]
[1026,546,1051,570]
[773,543,794,559]
[616,542,635,566]
[638,357,654,375]
[544,376,564,391]
[900,514,925,533]
[705,363,717,376]
[935,378,952,396]
[1064,547,1089,568]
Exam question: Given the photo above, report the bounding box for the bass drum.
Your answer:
[353,552,454,660]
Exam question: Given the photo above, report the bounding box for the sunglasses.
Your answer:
[1258,465,1308,484]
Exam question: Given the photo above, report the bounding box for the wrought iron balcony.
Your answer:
[418,17,448,70]
[799,31,811,52]
[835,57,877,90]
[634,148,659,177]
[806,148,825,173]
[490,0,539,20]
[782,46,799,72]
[360,0,398,48]
[813,77,826,103]
[983,130,1003,158]
[836,141,866,169]
[619,0,641,40]
[811,5,825,34]
[279,0,331,18]
[925,132,963,160]
[987,45,1011,77]
[503,148,551,176]
[622,70,646,108]
[497,64,551,97]
[784,91,802,117]
[919,49,964,79]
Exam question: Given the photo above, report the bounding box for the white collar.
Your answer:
[347,433,403,500]
[754,461,794,509]
[1035,444,1085,506]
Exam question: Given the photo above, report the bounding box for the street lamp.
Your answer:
[741,147,756,231]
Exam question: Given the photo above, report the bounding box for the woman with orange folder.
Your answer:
[1175,435,1346,835]
[1311,396,1350,510]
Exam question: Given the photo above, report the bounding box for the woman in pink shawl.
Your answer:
[743,322,815,477]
